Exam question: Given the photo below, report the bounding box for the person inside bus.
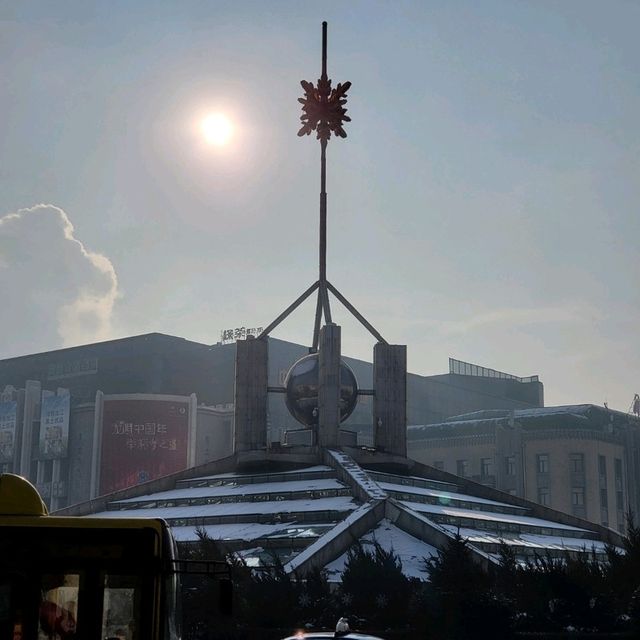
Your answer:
[39,599,77,638]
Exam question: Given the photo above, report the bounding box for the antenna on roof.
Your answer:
[631,393,640,417]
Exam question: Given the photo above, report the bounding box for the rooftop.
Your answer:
[68,448,622,580]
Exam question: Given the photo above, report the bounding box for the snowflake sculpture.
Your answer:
[297,76,351,142]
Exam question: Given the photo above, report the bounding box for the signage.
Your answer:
[48,357,98,380]
[0,401,17,462]
[100,398,190,495]
[219,327,263,344]
[39,393,70,459]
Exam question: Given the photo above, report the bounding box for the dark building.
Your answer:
[0,334,543,510]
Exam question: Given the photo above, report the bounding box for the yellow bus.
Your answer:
[0,473,182,640]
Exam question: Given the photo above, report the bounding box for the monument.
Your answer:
[233,23,407,456]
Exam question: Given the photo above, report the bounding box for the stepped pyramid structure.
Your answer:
[59,445,621,579]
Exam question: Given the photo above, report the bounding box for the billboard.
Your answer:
[0,401,17,462]
[39,392,70,459]
[100,398,190,495]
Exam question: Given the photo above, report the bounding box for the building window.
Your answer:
[569,453,584,473]
[600,487,609,509]
[505,456,516,476]
[537,488,550,506]
[456,460,468,477]
[614,458,624,509]
[433,460,444,471]
[536,454,549,474]
[572,487,585,506]
[615,458,623,485]
[599,455,607,476]
[481,458,493,477]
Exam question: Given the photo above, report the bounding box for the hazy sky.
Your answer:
[1,1,638,411]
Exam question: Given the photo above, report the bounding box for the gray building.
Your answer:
[407,404,640,533]
[0,333,543,510]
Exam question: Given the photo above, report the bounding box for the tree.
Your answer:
[424,532,511,640]
[338,541,412,631]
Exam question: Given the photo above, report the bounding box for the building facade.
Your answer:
[0,333,543,510]
[0,381,232,510]
[407,404,640,533]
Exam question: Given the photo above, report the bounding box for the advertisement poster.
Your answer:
[39,393,70,459]
[0,401,17,462]
[100,398,189,495]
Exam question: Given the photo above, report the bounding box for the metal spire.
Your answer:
[259,22,386,347]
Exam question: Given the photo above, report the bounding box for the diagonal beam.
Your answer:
[311,290,323,351]
[326,281,387,344]
[258,281,319,338]
[320,281,332,324]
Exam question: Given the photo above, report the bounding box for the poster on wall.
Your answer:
[0,401,17,462]
[39,392,70,459]
[100,398,190,495]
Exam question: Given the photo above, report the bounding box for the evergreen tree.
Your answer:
[424,532,511,640]
[338,541,412,631]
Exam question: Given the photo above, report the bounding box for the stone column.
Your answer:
[373,343,407,456]
[233,337,268,452]
[318,323,341,448]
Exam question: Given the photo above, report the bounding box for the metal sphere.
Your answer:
[284,353,358,427]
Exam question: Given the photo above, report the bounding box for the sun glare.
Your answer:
[201,113,234,146]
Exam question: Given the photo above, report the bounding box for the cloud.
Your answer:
[0,204,119,356]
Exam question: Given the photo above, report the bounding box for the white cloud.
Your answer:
[0,204,119,356]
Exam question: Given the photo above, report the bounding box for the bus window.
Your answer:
[101,574,142,640]
[38,574,79,639]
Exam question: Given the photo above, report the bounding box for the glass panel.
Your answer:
[101,574,142,640]
[39,573,79,639]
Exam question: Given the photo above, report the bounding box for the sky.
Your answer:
[0,1,638,412]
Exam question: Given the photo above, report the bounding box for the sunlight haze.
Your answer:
[0,0,638,412]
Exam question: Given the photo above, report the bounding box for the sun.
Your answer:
[201,113,234,146]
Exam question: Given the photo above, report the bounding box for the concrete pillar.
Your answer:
[233,337,268,452]
[90,390,104,499]
[373,343,407,456]
[318,323,341,448]
[19,379,41,481]
[188,393,198,467]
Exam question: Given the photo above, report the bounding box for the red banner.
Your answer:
[100,398,189,495]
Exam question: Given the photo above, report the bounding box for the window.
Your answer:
[433,461,444,471]
[40,573,79,638]
[101,574,142,640]
[600,487,609,509]
[456,460,468,477]
[569,453,584,473]
[616,490,624,511]
[537,488,550,506]
[536,454,549,474]
[505,456,516,476]
[572,487,585,506]
[599,455,607,476]
[481,458,493,477]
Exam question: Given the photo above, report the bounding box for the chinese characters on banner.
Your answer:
[39,393,70,459]
[100,399,189,495]
[0,401,17,462]
[219,327,264,344]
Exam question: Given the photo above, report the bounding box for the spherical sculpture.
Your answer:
[284,353,358,427]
